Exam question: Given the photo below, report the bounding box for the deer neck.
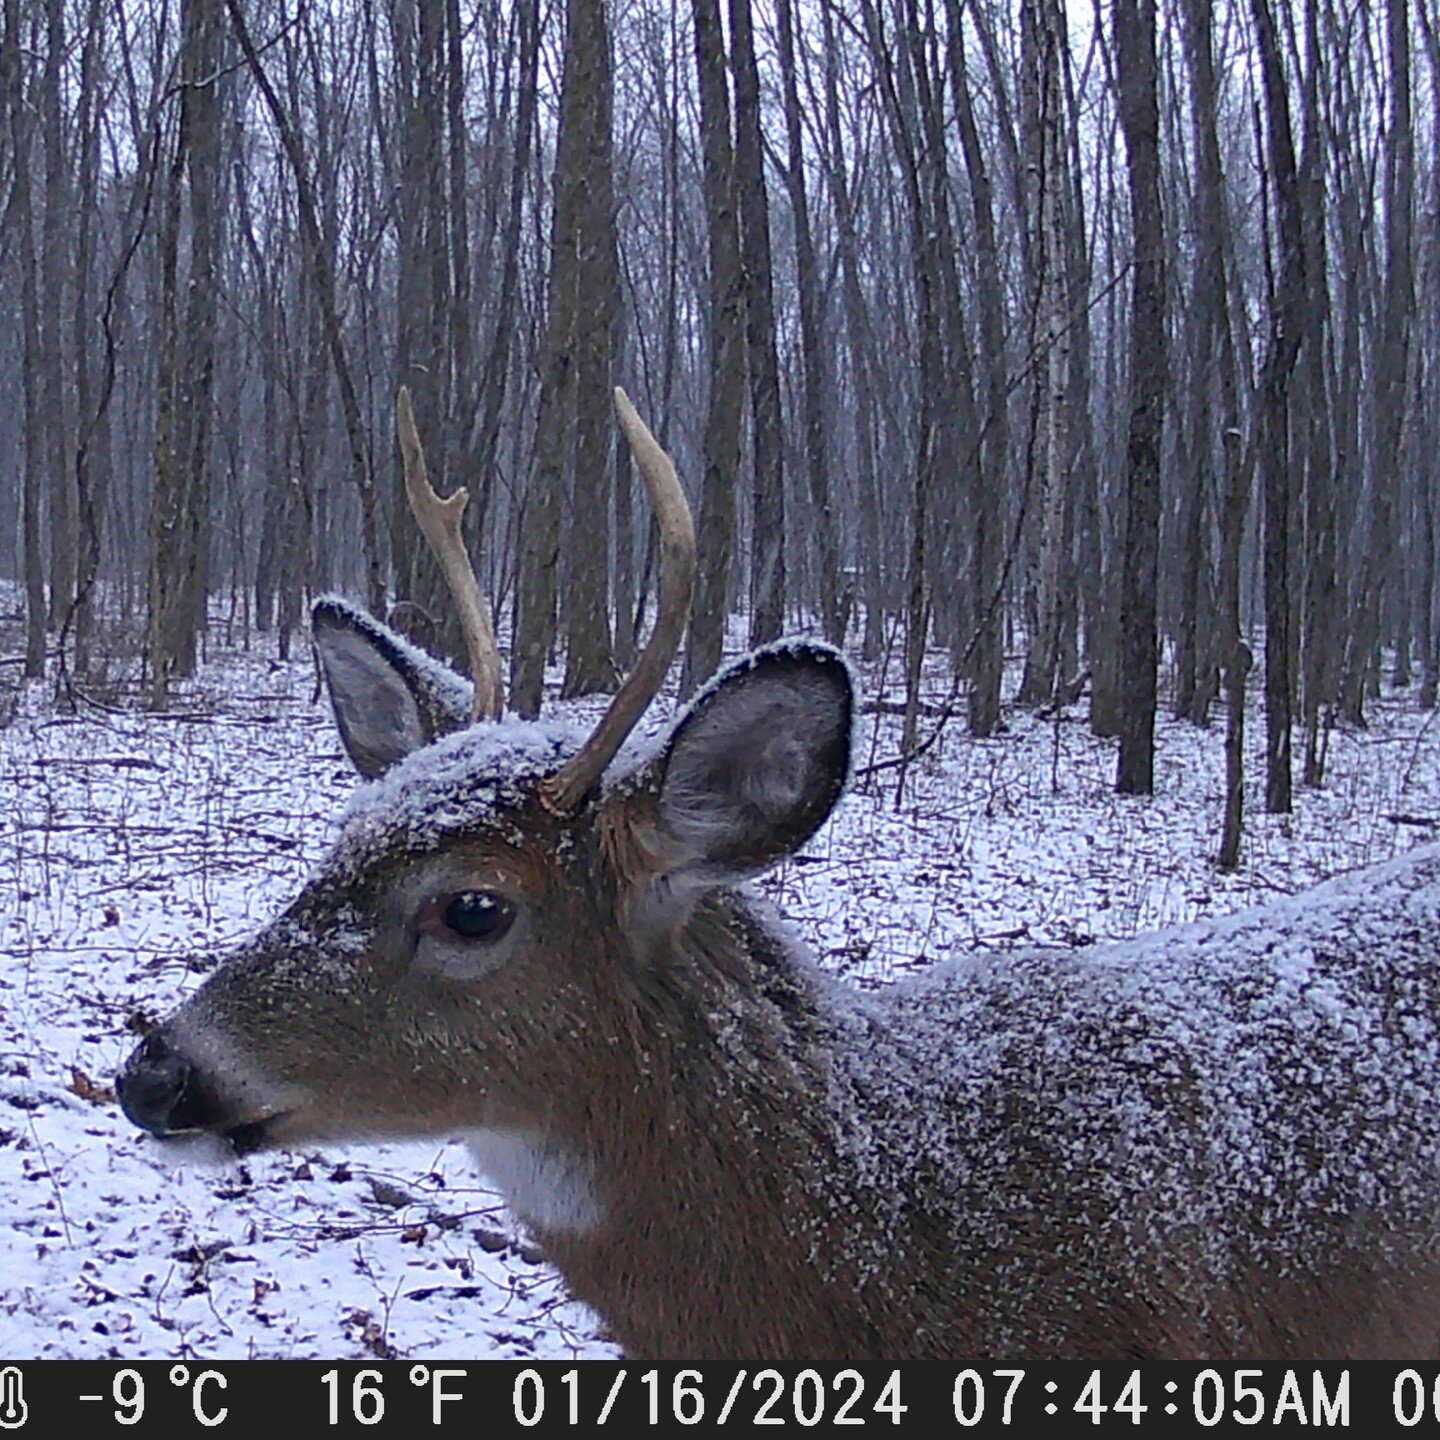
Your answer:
[489,891,873,1358]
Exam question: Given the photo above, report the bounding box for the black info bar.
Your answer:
[0,1360,1416,1433]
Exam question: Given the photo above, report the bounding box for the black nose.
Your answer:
[117,1032,199,1135]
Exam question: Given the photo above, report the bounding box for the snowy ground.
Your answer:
[2,612,1438,1361]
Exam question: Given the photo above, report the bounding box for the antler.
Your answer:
[397,386,504,721]
[396,384,692,801]
[539,389,697,815]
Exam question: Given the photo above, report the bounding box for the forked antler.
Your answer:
[397,387,504,721]
[400,385,696,812]
[538,389,696,815]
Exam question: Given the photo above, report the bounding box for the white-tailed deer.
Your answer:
[120,391,1440,1360]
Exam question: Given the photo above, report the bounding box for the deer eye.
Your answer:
[439,891,515,943]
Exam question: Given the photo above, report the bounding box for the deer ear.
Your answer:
[312,597,474,778]
[653,643,852,880]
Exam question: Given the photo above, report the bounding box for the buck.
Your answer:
[119,390,1440,1360]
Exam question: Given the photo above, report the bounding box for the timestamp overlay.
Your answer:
[0,1361,1427,1433]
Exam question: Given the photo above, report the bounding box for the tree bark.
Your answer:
[1115,0,1165,795]
[819,0,886,660]
[148,0,221,706]
[730,0,786,647]
[512,0,585,716]
[1017,0,1073,712]
[682,0,745,694]
[1341,0,1413,726]
[1251,0,1307,814]
[1296,0,1338,783]
[776,0,842,646]
[945,0,1005,737]
[41,0,75,638]
[5,0,47,679]
[561,0,620,698]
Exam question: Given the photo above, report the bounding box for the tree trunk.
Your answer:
[1115,0,1165,795]
[1017,0,1072,712]
[469,0,539,561]
[945,0,1006,737]
[6,0,47,679]
[776,0,842,646]
[819,0,886,660]
[1252,0,1307,814]
[860,0,940,764]
[1296,0,1338,784]
[561,0,620,698]
[1342,0,1413,726]
[41,0,75,639]
[512,0,586,716]
[730,0,786,647]
[148,0,221,707]
[70,0,111,681]
[682,0,745,695]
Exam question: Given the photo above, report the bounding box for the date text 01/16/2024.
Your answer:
[12,1362,1388,1431]
[481,1367,1351,1428]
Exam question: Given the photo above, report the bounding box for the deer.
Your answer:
[119,388,1440,1361]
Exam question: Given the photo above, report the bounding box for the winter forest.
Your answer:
[0,0,1430,834]
[3,0,1440,1364]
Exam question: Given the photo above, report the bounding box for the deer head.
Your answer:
[118,391,861,1355]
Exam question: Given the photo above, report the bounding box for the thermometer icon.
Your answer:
[0,1368,25,1429]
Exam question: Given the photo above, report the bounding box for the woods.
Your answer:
[0,0,1433,865]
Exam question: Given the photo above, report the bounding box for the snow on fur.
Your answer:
[333,717,583,873]
[812,843,1440,1311]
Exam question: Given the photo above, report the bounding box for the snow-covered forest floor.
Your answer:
[3,608,1439,1361]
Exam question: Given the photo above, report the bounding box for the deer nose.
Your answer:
[117,1033,199,1136]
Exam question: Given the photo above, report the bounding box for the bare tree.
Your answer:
[776,0,842,646]
[148,0,222,707]
[730,0,786,646]
[5,0,46,678]
[0,0,1433,870]
[512,0,581,716]
[1180,0,1252,868]
[561,0,620,698]
[1251,0,1306,814]
[818,0,887,660]
[1114,0,1165,795]
[470,0,539,578]
[69,0,115,681]
[682,0,745,694]
[40,0,74,638]
[944,0,1005,737]
[225,0,383,616]
[1295,0,1338,783]
[1017,0,1073,711]
[1341,0,1413,728]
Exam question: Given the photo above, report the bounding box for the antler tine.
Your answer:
[540,388,697,816]
[396,386,504,722]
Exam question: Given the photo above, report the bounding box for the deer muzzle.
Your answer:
[117,1030,275,1155]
